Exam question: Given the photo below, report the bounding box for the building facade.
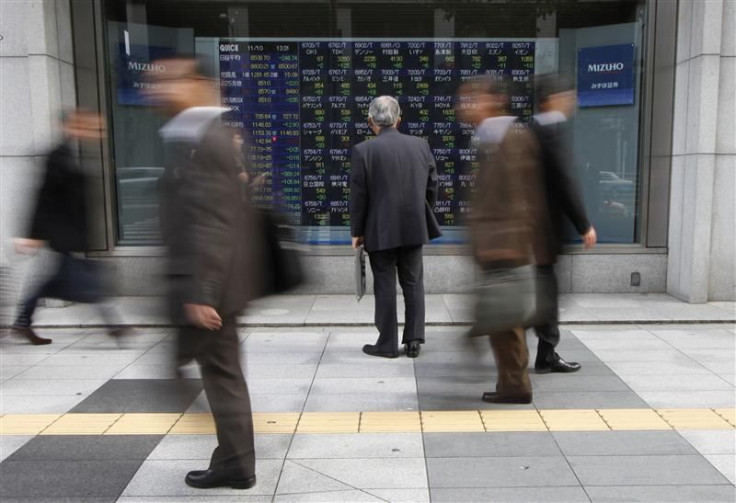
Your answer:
[0,0,734,302]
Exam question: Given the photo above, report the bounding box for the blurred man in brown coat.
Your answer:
[459,77,550,404]
[146,57,258,490]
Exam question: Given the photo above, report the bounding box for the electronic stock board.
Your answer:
[218,39,535,238]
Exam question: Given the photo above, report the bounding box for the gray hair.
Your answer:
[368,96,401,127]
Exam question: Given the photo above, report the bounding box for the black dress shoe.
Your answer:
[362,344,399,358]
[185,469,256,489]
[481,391,532,404]
[535,353,581,374]
[405,341,421,358]
[109,327,132,338]
[11,326,52,345]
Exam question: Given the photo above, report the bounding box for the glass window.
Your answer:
[102,0,646,246]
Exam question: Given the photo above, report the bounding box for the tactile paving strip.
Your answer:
[657,409,734,430]
[360,412,422,433]
[1,408,734,435]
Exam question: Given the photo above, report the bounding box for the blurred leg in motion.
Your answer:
[96,302,130,339]
[11,256,69,345]
[483,327,532,404]
[534,265,580,373]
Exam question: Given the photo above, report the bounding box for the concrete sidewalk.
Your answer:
[3,293,735,328]
[0,323,734,501]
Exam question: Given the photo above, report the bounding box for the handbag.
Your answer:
[44,255,104,304]
[355,245,366,301]
[468,264,537,337]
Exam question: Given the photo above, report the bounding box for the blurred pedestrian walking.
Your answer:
[531,74,597,374]
[146,56,258,490]
[11,109,126,345]
[350,96,442,359]
[460,77,551,404]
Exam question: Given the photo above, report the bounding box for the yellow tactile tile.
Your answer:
[597,409,671,430]
[540,410,610,431]
[480,410,547,431]
[105,413,182,435]
[360,412,422,433]
[713,408,736,427]
[657,409,734,430]
[169,413,216,434]
[41,413,122,435]
[254,413,300,434]
[0,414,61,435]
[421,411,485,432]
[296,412,360,433]
[2,408,735,435]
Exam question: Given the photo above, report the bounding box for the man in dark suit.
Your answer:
[146,57,258,490]
[350,96,441,359]
[531,74,597,374]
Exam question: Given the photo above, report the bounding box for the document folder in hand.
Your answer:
[355,245,366,302]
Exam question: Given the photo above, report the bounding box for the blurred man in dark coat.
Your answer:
[531,75,597,374]
[350,96,441,359]
[11,110,125,345]
[146,57,258,490]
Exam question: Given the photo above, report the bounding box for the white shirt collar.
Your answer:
[160,106,229,143]
[534,111,567,126]
[474,115,517,145]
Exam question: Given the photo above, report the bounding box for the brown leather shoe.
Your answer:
[11,326,52,345]
[481,391,532,404]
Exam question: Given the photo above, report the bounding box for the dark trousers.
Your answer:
[368,245,425,353]
[178,316,255,476]
[533,264,560,365]
[489,328,532,396]
[14,253,119,328]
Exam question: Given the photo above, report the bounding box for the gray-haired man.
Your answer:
[350,96,441,358]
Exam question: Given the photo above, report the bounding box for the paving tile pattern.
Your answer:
[0,322,734,501]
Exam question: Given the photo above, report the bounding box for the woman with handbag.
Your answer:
[11,110,127,345]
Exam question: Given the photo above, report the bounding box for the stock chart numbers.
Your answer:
[218,39,535,233]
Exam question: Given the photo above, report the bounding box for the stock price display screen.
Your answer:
[218,39,535,235]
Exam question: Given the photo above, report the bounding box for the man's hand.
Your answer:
[184,304,222,330]
[352,236,364,250]
[251,173,268,186]
[582,226,597,249]
[14,238,44,255]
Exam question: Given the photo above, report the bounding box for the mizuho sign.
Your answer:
[577,44,636,108]
[587,62,625,73]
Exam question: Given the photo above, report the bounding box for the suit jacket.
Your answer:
[469,123,552,268]
[530,117,591,261]
[158,115,258,318]
[349,128,441,252]
[28,142,89,253]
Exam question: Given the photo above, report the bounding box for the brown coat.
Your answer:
[469,123,552,268]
